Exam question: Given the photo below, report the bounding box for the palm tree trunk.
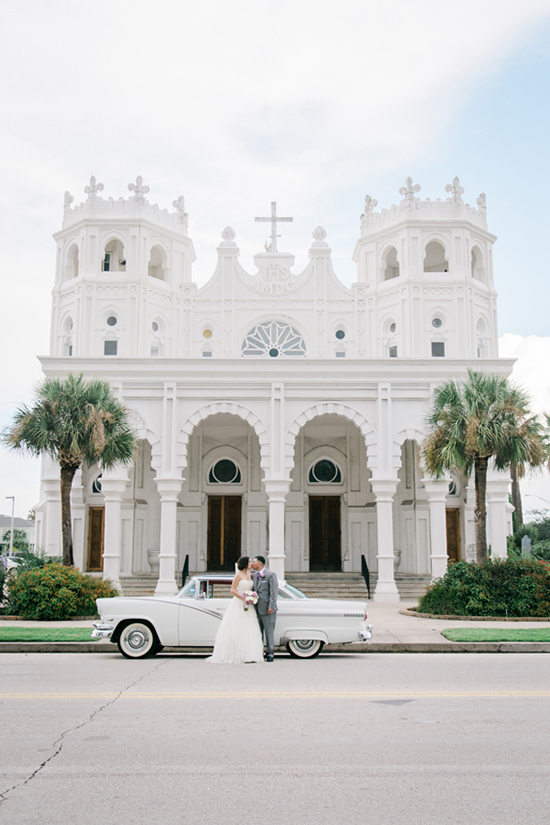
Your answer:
[474,456,488,562]
[510,464,523,530]
[60,465,77,566]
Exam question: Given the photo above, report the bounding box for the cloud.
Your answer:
[2,1,550,518]
[499,334,550,415]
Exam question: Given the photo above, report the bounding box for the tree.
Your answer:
[423,370,547,562]
[2,529,29,553]
[3,374,136,566]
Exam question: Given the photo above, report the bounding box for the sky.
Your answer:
[1,0,550,520]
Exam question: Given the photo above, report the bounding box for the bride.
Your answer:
[207,556,265,664]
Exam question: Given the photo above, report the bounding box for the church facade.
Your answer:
[35,175,514,601]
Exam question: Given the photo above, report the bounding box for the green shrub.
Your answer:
[418,558,550,617]
[6,563,118,620]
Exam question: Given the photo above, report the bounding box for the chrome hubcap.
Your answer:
[127,629,148,650]
[294,640,316,651]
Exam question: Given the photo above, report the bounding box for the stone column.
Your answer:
[371,478,399,603]
[154,477,183,596]
[40,453,62,558]
[423,478,449,580]
[264,480,290,581]
[101,469,129,591]
[486,469,511,559]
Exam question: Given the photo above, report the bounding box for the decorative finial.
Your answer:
[172,195,188,224]
[360,194,378,231]
[399,177,421,204]
[84,176,104,200]
[63,191,74,217]
[311,226,329,249]
[221,226,236,242]
[445,176,464,206]
[476,192,487,220]
[128,176,150,206]
[361,195,378,217]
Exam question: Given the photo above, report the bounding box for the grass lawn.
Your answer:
[442,628,550,642]
[0,627,94,642]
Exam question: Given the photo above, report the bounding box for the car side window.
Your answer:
[211,582,233,599]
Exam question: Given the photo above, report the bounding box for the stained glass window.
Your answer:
[209,459,242,484]
[308,459,342,484]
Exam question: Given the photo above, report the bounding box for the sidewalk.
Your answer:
[1,600,550,653]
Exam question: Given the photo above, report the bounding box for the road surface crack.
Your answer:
[0,658,169,804]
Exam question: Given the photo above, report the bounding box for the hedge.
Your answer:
[6,563,118,620]
[418,558,550,618]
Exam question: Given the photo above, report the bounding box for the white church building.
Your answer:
[35,175,514,602]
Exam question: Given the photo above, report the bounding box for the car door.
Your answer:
[177,594,228,645]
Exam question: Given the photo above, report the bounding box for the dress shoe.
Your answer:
[266,655,274,662]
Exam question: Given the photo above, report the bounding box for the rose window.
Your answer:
[241,321,306,358]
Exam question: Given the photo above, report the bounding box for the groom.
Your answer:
[251,556,278,662]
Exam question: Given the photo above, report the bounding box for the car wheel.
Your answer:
[286,639,324,659]
[117,622,160,659]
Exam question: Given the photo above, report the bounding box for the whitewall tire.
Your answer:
[117,622,160,659]
[286,639,324,659]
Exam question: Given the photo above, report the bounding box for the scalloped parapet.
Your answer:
[360,176,487,235]
[62,176,189,234]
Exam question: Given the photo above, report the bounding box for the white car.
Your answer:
[92,574,373,659]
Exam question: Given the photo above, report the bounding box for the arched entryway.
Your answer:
[287,413,372,573]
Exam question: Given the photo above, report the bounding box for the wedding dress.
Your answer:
[207,578,264,664]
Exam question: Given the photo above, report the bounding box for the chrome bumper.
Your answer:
[358,624,373,641]
[91,621,115,640]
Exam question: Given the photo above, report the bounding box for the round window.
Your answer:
[209,459,242,484]
[152,321,159,332]
[389,322,396,333]
[432,317,443,329]
[92,474,102,493]
[107,316,118,327]
[309,459,342,484]
[269,348,279,358]
[335,330,345,340]
[203,329,213,339]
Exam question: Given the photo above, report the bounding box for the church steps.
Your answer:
[119,572,431,600]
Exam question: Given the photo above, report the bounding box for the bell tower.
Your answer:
[352,177,498,359]
[50,176,196,361]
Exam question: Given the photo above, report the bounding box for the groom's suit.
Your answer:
[253,568,279,658]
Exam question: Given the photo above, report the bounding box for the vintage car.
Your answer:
[92,574,373,659]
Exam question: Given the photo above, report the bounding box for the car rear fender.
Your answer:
[280,629,329,644]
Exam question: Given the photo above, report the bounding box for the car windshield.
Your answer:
[178,580,196,597]
[282,583,309,599]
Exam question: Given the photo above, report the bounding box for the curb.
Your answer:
[1,641,550,654]
[400,609,550,622]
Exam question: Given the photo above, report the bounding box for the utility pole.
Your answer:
[5,496,15,555]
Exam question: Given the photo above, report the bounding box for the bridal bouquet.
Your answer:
[242,590,258,611]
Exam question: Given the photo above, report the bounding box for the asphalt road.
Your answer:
[2,652,550,825]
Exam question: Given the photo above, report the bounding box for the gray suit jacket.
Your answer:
[253,568,279,614]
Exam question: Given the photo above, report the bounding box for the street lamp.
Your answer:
[525,494,550,507]
[5,496,15,556]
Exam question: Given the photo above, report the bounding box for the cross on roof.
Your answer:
[255,201,293,253]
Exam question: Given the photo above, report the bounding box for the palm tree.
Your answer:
[3,374,136,566]
[423,369,546,562]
